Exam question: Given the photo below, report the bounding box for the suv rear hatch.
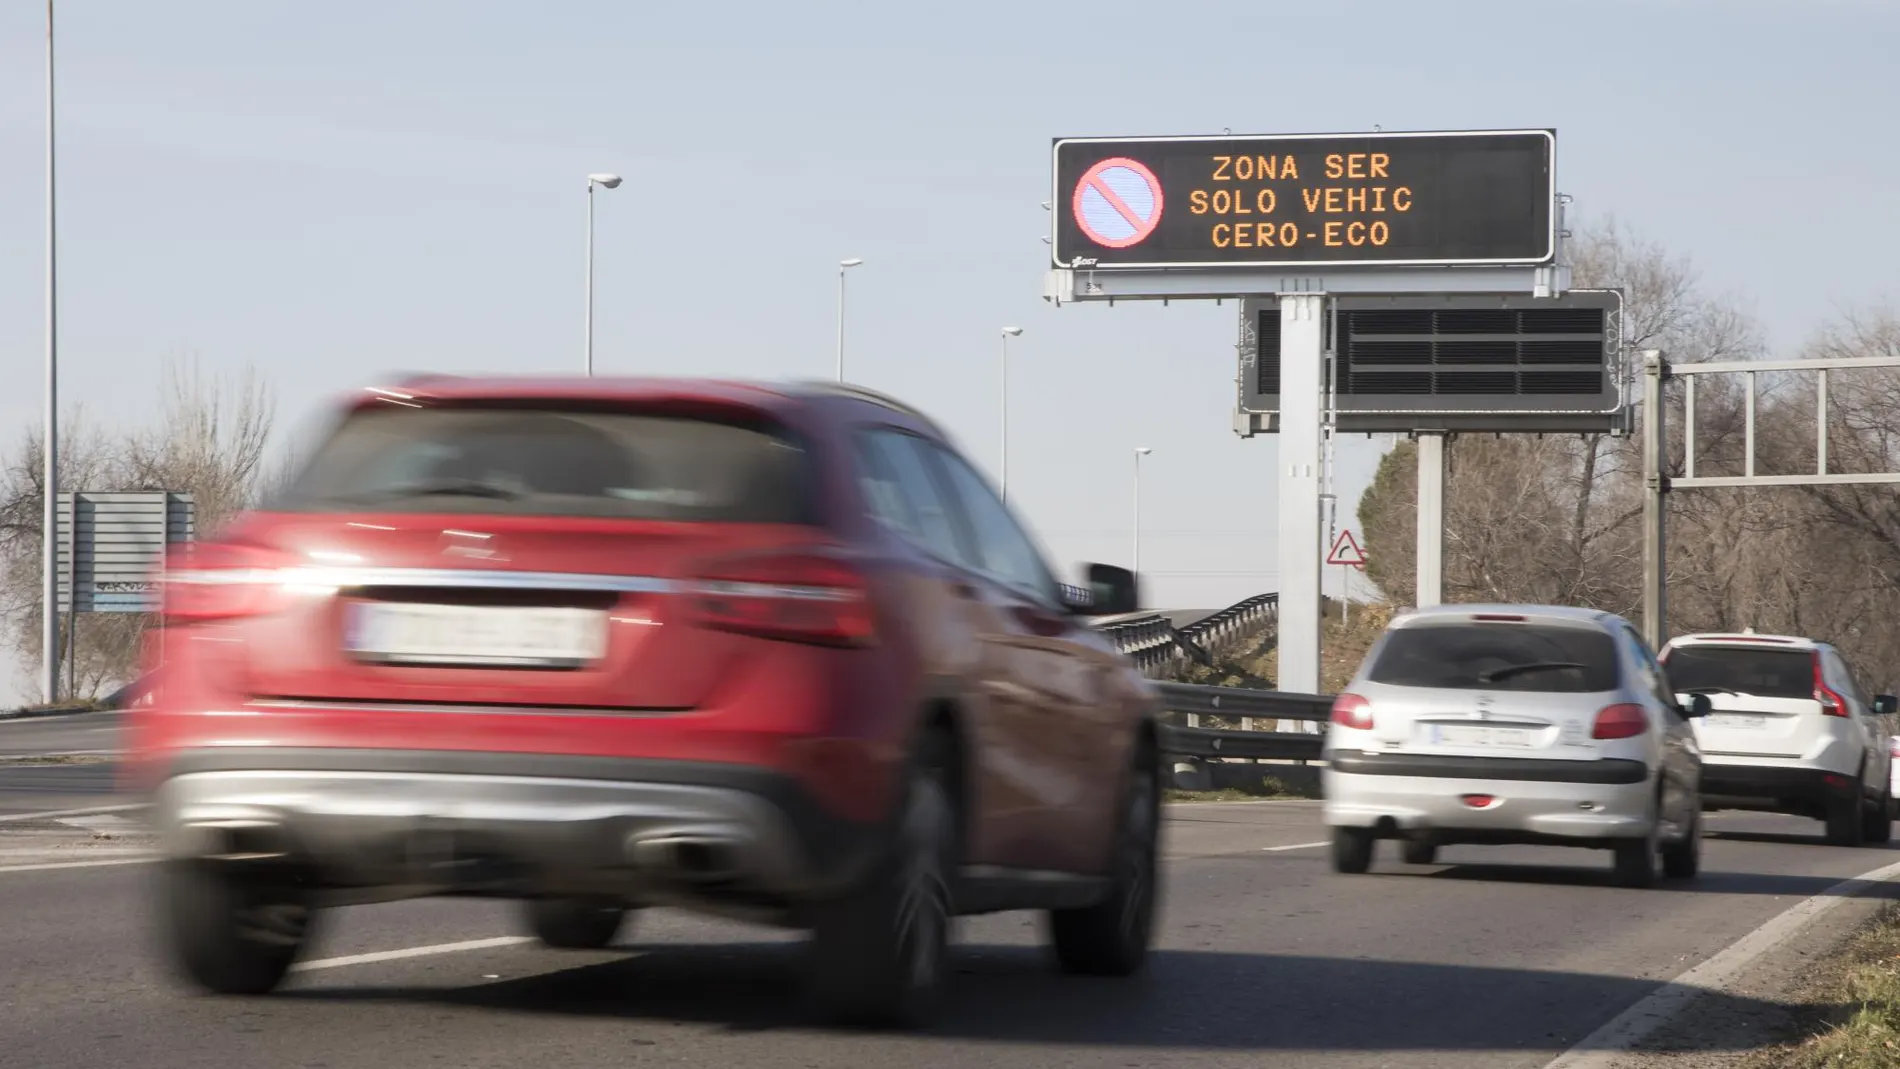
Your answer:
[175,397,854,712]
[1662,643,1829,758]
[1351,617,1624,759]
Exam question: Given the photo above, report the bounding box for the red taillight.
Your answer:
[1330,693,1373,731]
[1888,737,1899,759]
[1461,794,1497,809]
[160,543,295,623]
[1591,703,1649,740]
[691,549,876,647]
[1813,653,1850,717]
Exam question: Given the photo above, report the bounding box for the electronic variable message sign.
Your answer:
[1237,291,1625,434]
[1053,130,1554,270]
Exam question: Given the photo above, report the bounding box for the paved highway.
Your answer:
[0,710,124,815]
[0,800,1889,1068]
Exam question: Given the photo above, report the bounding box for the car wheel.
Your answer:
[159,861,315,995]
[1660,808,1701,880]
[1864,778,1893,845]
[1048,740,1160,977]
[1331,827,1375,874]
[1400,839,1438,866]
[524,898,628,949]
[808,732,955,1029]
[1611,834,1659,888]
[1827,776,1866,847]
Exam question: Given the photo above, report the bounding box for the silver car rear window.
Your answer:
[1662,646,1812,700]
[1366,623,1619,693]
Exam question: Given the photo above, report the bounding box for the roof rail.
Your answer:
[791,380,946,434]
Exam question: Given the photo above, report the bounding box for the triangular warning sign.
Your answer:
[1327,529,1367,568]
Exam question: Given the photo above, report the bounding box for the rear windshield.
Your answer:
[1662,646,1814,700]
[1366,623,1619,693]
[277,405,816,522]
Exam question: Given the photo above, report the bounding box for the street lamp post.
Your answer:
[1000,327,1022,502]
[41,0,59,703]
[1133,447,1152,581]
[584,173,622,376]
[836,258,863,381]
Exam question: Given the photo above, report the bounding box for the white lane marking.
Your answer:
[1542,855,1900,1069]
[0,804,147,823]
[291,937,534,973]
[0,857,153,874]
[1263,840,1329,852]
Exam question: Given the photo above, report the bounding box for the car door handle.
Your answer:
[950,579,979,600]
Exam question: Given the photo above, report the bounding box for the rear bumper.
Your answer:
[1322,751,1654,843]
[147,748,884,914]
[1699,758,1858,811]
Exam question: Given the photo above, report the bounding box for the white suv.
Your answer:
[1659,632,1897,846]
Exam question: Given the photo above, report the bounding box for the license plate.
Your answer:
[1708,713,1766,729]
[1429,724,1539,748]
[345,602,608,667]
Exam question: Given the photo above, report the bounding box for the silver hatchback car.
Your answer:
[1322,605,1710,887]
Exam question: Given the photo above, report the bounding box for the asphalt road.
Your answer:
[0,801,1891,1069]
[0,710,125,815]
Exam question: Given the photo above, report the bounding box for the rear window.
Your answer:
[1662,646,1814,700]
[277,406,815,522]
[1366,623,1619,693]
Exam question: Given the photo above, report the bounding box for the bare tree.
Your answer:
[0,358,276,700]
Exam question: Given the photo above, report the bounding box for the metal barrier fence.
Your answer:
[1091,593,1329,763]
[1154,681,1331,762]
[1094,594,1280,675]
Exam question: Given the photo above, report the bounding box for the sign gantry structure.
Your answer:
[1045,128,1630,692]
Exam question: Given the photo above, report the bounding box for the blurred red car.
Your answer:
[126,375,1161,1027]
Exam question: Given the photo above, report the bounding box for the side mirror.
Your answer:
[1683,693,1713,719]
[1875,695,1898,717]
[1073,563,1139,616]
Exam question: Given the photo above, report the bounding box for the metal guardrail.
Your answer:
[1153,681,1332,762]
[1094,592,1326,762]
[1094,593,1280,675]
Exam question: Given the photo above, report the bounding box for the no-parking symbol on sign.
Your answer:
[1072,157,1164,249]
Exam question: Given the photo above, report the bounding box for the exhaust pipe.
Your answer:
[627,833,743,881]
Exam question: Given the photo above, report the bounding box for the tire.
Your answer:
[1048,740,1161,977]
[1864,779,1894,845]
[1611,837,1658,888]
[1660,808,1701,880]
[1400,839,1438,866]
[1331,827,1375,874]
[159,861,314,995]
[1827,777,1866,847]
[808,732,955,1029]
[525,898,627,949]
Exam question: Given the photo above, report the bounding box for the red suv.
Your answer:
[126,376,1162,1027]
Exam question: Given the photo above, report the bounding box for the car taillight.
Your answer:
[1330,693,1373,731]
[691,549,876,648]
[161,543,295,622]
[1813,653,1850,717]
[1591,703,1649,740]
[1888,736,1899,759]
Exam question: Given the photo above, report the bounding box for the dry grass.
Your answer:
[1752,905,1900,1069]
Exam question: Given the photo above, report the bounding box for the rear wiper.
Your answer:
[354,478,523,502]
[1678,685,1740,696]
[1476,661,1587,684]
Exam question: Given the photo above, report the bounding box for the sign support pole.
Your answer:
[1276,292,1325,697]
[1640,350,1667,649]
[1415,432,1446,609]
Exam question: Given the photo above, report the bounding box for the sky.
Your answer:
[0,0,1896,656]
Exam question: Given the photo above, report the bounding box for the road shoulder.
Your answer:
[1603,890,1893,1069]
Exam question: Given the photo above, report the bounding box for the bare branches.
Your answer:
[0,358,276,696]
